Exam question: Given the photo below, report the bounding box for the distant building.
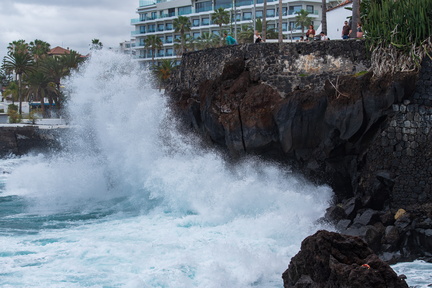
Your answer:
[325,0,352,40]
[119,39,137,55]
[131,0,337,66]
[48,46,86,58]
[48,46,72,57]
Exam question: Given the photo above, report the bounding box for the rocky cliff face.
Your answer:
[166,40,432,262]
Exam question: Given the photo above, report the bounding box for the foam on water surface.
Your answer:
[5,50,426,288]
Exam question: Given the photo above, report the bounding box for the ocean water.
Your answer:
[0,51,430,288]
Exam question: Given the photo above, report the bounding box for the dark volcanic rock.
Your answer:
[167,41,432,261]
[0,126,64,156]
[282,230,409,288]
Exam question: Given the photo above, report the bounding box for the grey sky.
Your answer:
[0,0,137,59]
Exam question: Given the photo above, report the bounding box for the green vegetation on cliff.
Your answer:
[362,0,432,75]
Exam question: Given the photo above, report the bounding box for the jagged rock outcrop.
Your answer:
[166,40,432,262]
[282,230,409,288]
[0,126,64,157]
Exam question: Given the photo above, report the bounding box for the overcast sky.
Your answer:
[0,0,138,59]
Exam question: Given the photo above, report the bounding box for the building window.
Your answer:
[195,1,212,13]
[212,30,220,36]
[193,19,200,27]
[166,23,173,30]
[267,24,275,30]
[289,5,302,15]
[193,32,201,39]
[158,49,164,57]
[140,13,147,21]
[255,10,263,18]
[166,35,173,43]
[277,7,287,16]
[306,5,314,14]
[148,24,155,32]
[166,48,173,56]
[236,0,252,6]
[158,24,164,31]
[168,8,175,17]
[214,0,231,9]
[174,35,181,41]
[178,6,192,15]
[243,12,252,21]
[281,22,288,31]
[140,26,146,33]
[235,13,241,21]
[151,12,157,19]
[266,9,275,17]
[289,21,301,30]
[202,17,210,25]
[159,36,164,43]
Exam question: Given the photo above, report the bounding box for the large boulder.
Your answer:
[282,230,408,288]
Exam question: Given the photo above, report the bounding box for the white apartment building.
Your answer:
[131,0,341,65]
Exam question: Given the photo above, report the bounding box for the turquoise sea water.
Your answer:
[0,51,430,288]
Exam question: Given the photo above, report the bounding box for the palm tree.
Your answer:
[321,0,327,35]
[2,81,19,103]
[197,32,219,49]
[173,16,192,56]
[212,8,230,46]
[7,40,27,54]
[262,0,267,40]
[91,39,103,50]
[350,0,360,38]
[26,69,57,117]
[61,50,85,70]
[3,49,34,114]
[40,56,68,110]
[295,9,313,37]
[144,35,163,67]
[154,59,176,89]
[29,39,51,62]
[237,25,254,43]
[278,0,283,43]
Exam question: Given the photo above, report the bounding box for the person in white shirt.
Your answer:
[320,32,329,41]
[253,30,263,43]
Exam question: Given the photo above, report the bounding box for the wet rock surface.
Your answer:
[166,41,432,262]
[282,230,409,288]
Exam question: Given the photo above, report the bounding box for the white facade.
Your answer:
[119,39,137,55]
[325,0,352,40]
[131,0,332,65]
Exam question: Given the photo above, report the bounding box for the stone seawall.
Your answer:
[0,126,65,157]
[359,58,432,207]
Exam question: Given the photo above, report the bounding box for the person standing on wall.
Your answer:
[342,21,351,39]
[305,25,315,41]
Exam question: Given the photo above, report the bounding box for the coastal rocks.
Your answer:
[325,198,432,263]
[0,126,64,157]
[282,230,409,288]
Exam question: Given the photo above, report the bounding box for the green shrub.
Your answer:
[8,104,18,112]
[8,110,21,123]
[363,0,432,75]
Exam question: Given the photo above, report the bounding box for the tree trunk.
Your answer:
[18,74,22,115]
[278,0,283,43]
[262,0,267,40]
[321,0,327,34]
[350,0,360,38]
[39,87,45,117]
